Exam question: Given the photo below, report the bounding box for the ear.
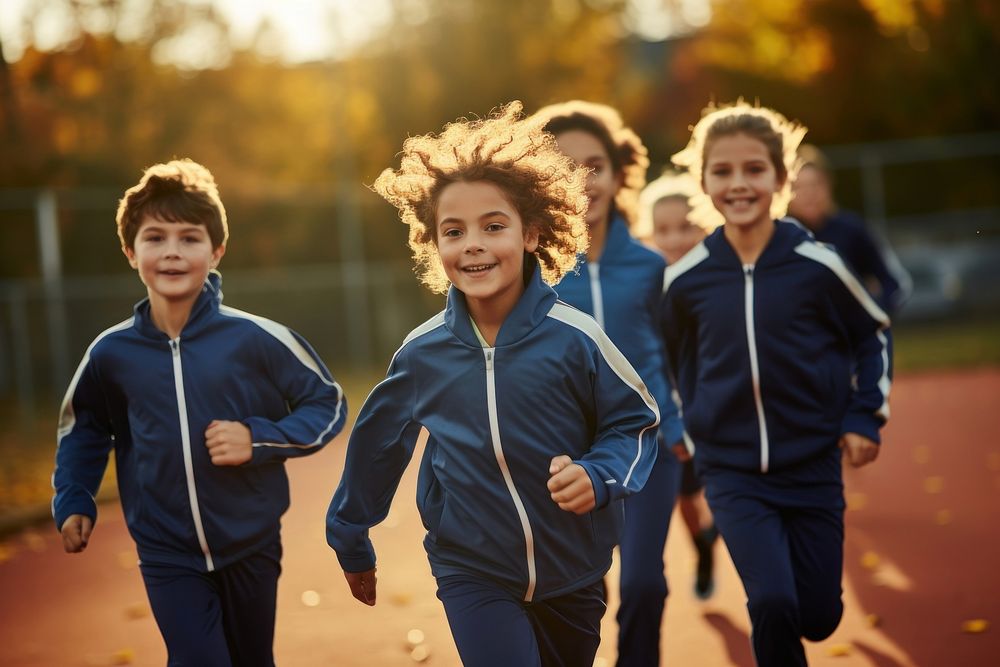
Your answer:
[523,225,540,254]
[122,245,138,270]
[211,244,226,269]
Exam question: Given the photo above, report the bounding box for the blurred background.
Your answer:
[0,0,998,528]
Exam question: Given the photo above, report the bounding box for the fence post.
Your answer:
[36,188,70,399]
[336,179,372,369]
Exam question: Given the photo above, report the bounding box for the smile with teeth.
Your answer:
[462,263,496,273]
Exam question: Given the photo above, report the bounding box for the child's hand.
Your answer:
[671,440,692,462]
[547,455,596,515]
[839,432,879,468]
[205,420,253,466]
[344,568,377,606]
[60,514,93,553]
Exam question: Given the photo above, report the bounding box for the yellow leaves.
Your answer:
[961,619,989,634]
[826,643,852,657]
[71,67,102,99]
[861,551,881,570]
[691,1,834,83]
[110,648,135,665]
[923,476,944,494]
[859,0,918,33]
[846,492,868,511]
[124,602,150,620]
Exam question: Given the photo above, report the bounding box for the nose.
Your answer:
[463,232,485,254]
[164,236,182,258]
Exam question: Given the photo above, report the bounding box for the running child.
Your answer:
[662,102,893,667]
[326,101,660,667]
[636,170,719,601]
[788,143,910,314]
[53,159,347,666]
[530,100,685,667]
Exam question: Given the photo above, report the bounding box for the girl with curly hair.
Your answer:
[530,100,686,667]
[326,101,661,667]
[663,102,892,666]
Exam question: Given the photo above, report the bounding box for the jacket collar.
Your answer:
[704,218,807,268]
[445,254,557,348]
[132,270,223,340]
[577,212,631,267]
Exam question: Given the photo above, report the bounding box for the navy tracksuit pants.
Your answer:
[704,449,846,667]
[615,440,683,667]
[437,574,606,667]
[139,539,282,667]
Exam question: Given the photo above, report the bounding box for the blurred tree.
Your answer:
[0,0,997,279]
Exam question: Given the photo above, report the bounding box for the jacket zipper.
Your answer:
[588,262,605,329]
[170,338,215,570]
[483,347,537,601]
[743,265,770,473]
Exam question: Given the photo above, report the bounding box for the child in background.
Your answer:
[53,159,347,666]
[530,100,685,667]
[663,102,892,667]
[636,171,719,601]
[788,143,910,314]
[326,102,660,667]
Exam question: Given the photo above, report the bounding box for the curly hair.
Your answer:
[372,101,589,293]
[530,100,649,227]
[672,101,806,232]
[116,158,228,250]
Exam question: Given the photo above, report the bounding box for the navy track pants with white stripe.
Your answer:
[436,574,606,667]
[704,449,846,667]
[139,538,282,667]
[615,440,682,666]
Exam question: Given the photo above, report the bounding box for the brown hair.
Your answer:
[531,100,649,227]
[372,101,589,293]
[672,101,807,231]
[116,159,228,250]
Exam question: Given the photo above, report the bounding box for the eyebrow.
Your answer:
[438,210,512,225]
[139,224,207,234]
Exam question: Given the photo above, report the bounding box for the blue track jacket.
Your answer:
[53,272,346,572]
[555,215,684,448]
[327,260,659,602]
[661,219,892,474]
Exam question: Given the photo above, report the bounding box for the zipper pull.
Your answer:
[485,349,494,371]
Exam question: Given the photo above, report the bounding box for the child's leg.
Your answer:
[528,579,606,667]
[140,563,233,666]
[787,504,845,641]
[706,482,807,667]
[215,538,282,667]
[436,575,543,667]
[615,447,682,666]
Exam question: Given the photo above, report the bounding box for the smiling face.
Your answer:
[554,129,622,229]
[435,180,539,323]
[652,197,705,264]
[702,132,784,233]
[124,215,225,307]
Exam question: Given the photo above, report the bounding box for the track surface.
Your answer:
[1,369,997,666]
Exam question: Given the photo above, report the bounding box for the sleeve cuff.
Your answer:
[579,462,610,510]
[842,412,883,444]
